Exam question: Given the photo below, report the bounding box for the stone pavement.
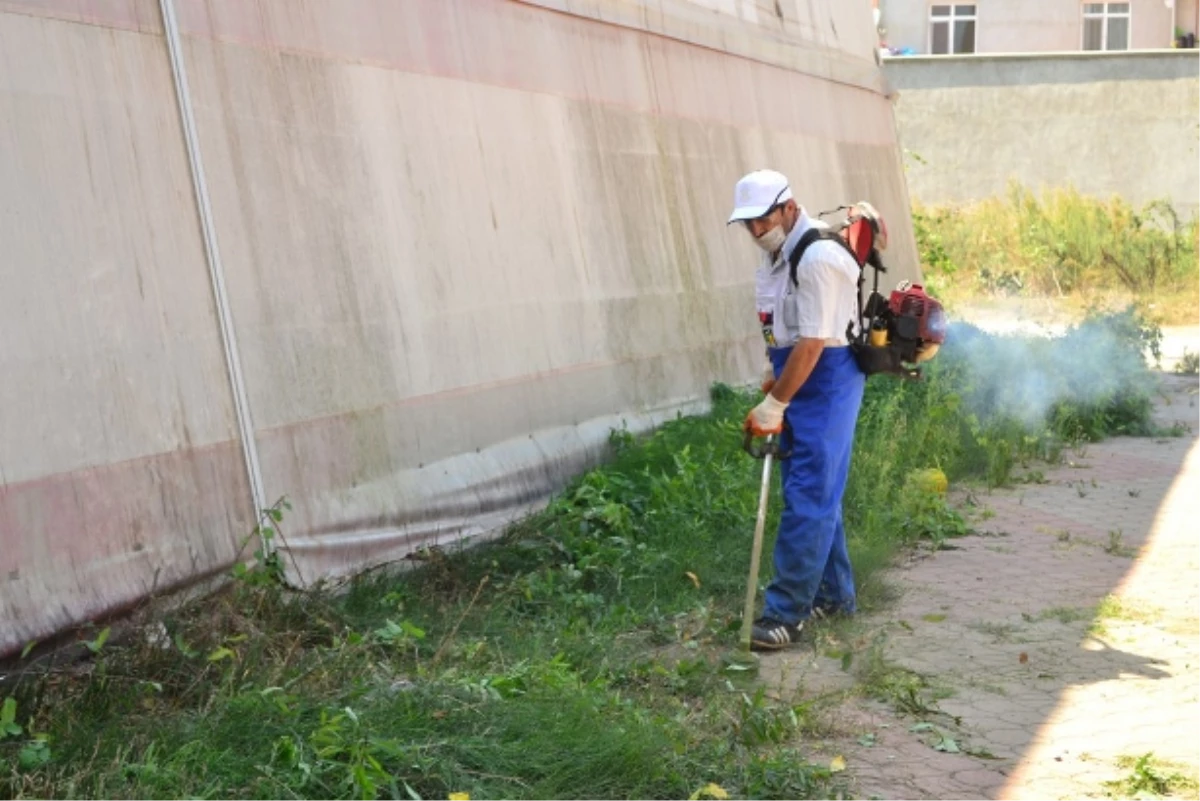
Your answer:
[761,372,1200,800]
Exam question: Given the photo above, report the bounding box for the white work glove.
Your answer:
[744,393,788,437]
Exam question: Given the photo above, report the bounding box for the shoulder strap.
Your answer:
[787,227,869,347]
[787,229,860,288]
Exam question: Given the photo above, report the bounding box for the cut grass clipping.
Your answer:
[0,309,1167,800]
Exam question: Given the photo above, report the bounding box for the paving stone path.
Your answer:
[761,373,1199,800]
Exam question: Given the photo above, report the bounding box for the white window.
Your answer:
[929,4,977,54]
[1083,3,1130,51]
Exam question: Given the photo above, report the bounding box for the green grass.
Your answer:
[968,621,1019,641]
[914,184,1199,326]
[1094,595,1161,624]
[1037,606,1096,625]
[0,311,1169,800]
[1103,753,1200,799]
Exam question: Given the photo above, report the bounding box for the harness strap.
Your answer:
[786,228,866,345]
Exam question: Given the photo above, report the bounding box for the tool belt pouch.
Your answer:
[849,341,905,376]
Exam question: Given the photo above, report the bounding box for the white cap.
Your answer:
[727,169,793,224]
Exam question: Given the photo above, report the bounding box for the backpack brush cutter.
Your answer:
[792,202,949,378]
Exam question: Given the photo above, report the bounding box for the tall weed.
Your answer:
[915,185,1198,323]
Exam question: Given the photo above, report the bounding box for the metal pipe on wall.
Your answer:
[156,0,268,530]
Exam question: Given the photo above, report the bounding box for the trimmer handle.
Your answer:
[742,429,792,460]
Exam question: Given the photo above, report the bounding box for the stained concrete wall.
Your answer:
[0,1,255,656]
[886,51,1200,218]
[879,0,1181,54]
[0,0,918,656]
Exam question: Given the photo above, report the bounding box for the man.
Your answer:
[728,169,866,651]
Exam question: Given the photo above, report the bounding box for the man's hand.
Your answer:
[744,394,788,437]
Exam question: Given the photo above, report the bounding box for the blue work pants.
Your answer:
[763,345,865,624]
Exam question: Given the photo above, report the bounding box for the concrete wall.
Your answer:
[879,0,1180,54]
[886,51,1200,219]
[0,0,918,656]
[0,1,255,655]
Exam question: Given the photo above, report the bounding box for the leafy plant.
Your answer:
[83,627,111,654]
[231,497,294,587]
[1175,348,1200,376]
[371,619,426,648]
[1,698,21,740]
[1103,753,1199,798]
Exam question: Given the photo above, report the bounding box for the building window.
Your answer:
[1083,3,1130,51]
[930,4,977,54]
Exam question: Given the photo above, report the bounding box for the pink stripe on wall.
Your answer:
[1,0,895,144]
[0,439,253,653]
[0,440,251,579]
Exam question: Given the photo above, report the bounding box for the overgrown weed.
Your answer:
[915,184,1198,325]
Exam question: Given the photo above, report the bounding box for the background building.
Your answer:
[877,0,1199,54]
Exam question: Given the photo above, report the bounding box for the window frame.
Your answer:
[928,4,978,55]
[1081,2,1131,52]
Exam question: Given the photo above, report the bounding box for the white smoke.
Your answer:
[941,312,1154,426]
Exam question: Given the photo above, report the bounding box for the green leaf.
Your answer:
[857,733,877,747]
[84,627,110,653]
[935,736,960,754]
[174,633,199,658]
[268,508,283,523]
[18,741,50,770]
[1,697,17,726]
[207,646,235,662]
[20,640,37,660]
[909,722,935,733]
[399,620,426,640]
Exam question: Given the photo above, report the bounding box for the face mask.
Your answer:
[754,226,786,254]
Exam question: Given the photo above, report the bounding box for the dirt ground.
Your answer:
[758,371,1200,800]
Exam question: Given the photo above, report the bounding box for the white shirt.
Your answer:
[754,211,861,349]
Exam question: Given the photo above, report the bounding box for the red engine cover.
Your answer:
[842,218,875,266]
[888,284,947,344]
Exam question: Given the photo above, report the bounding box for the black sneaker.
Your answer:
[751,617,803,651]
